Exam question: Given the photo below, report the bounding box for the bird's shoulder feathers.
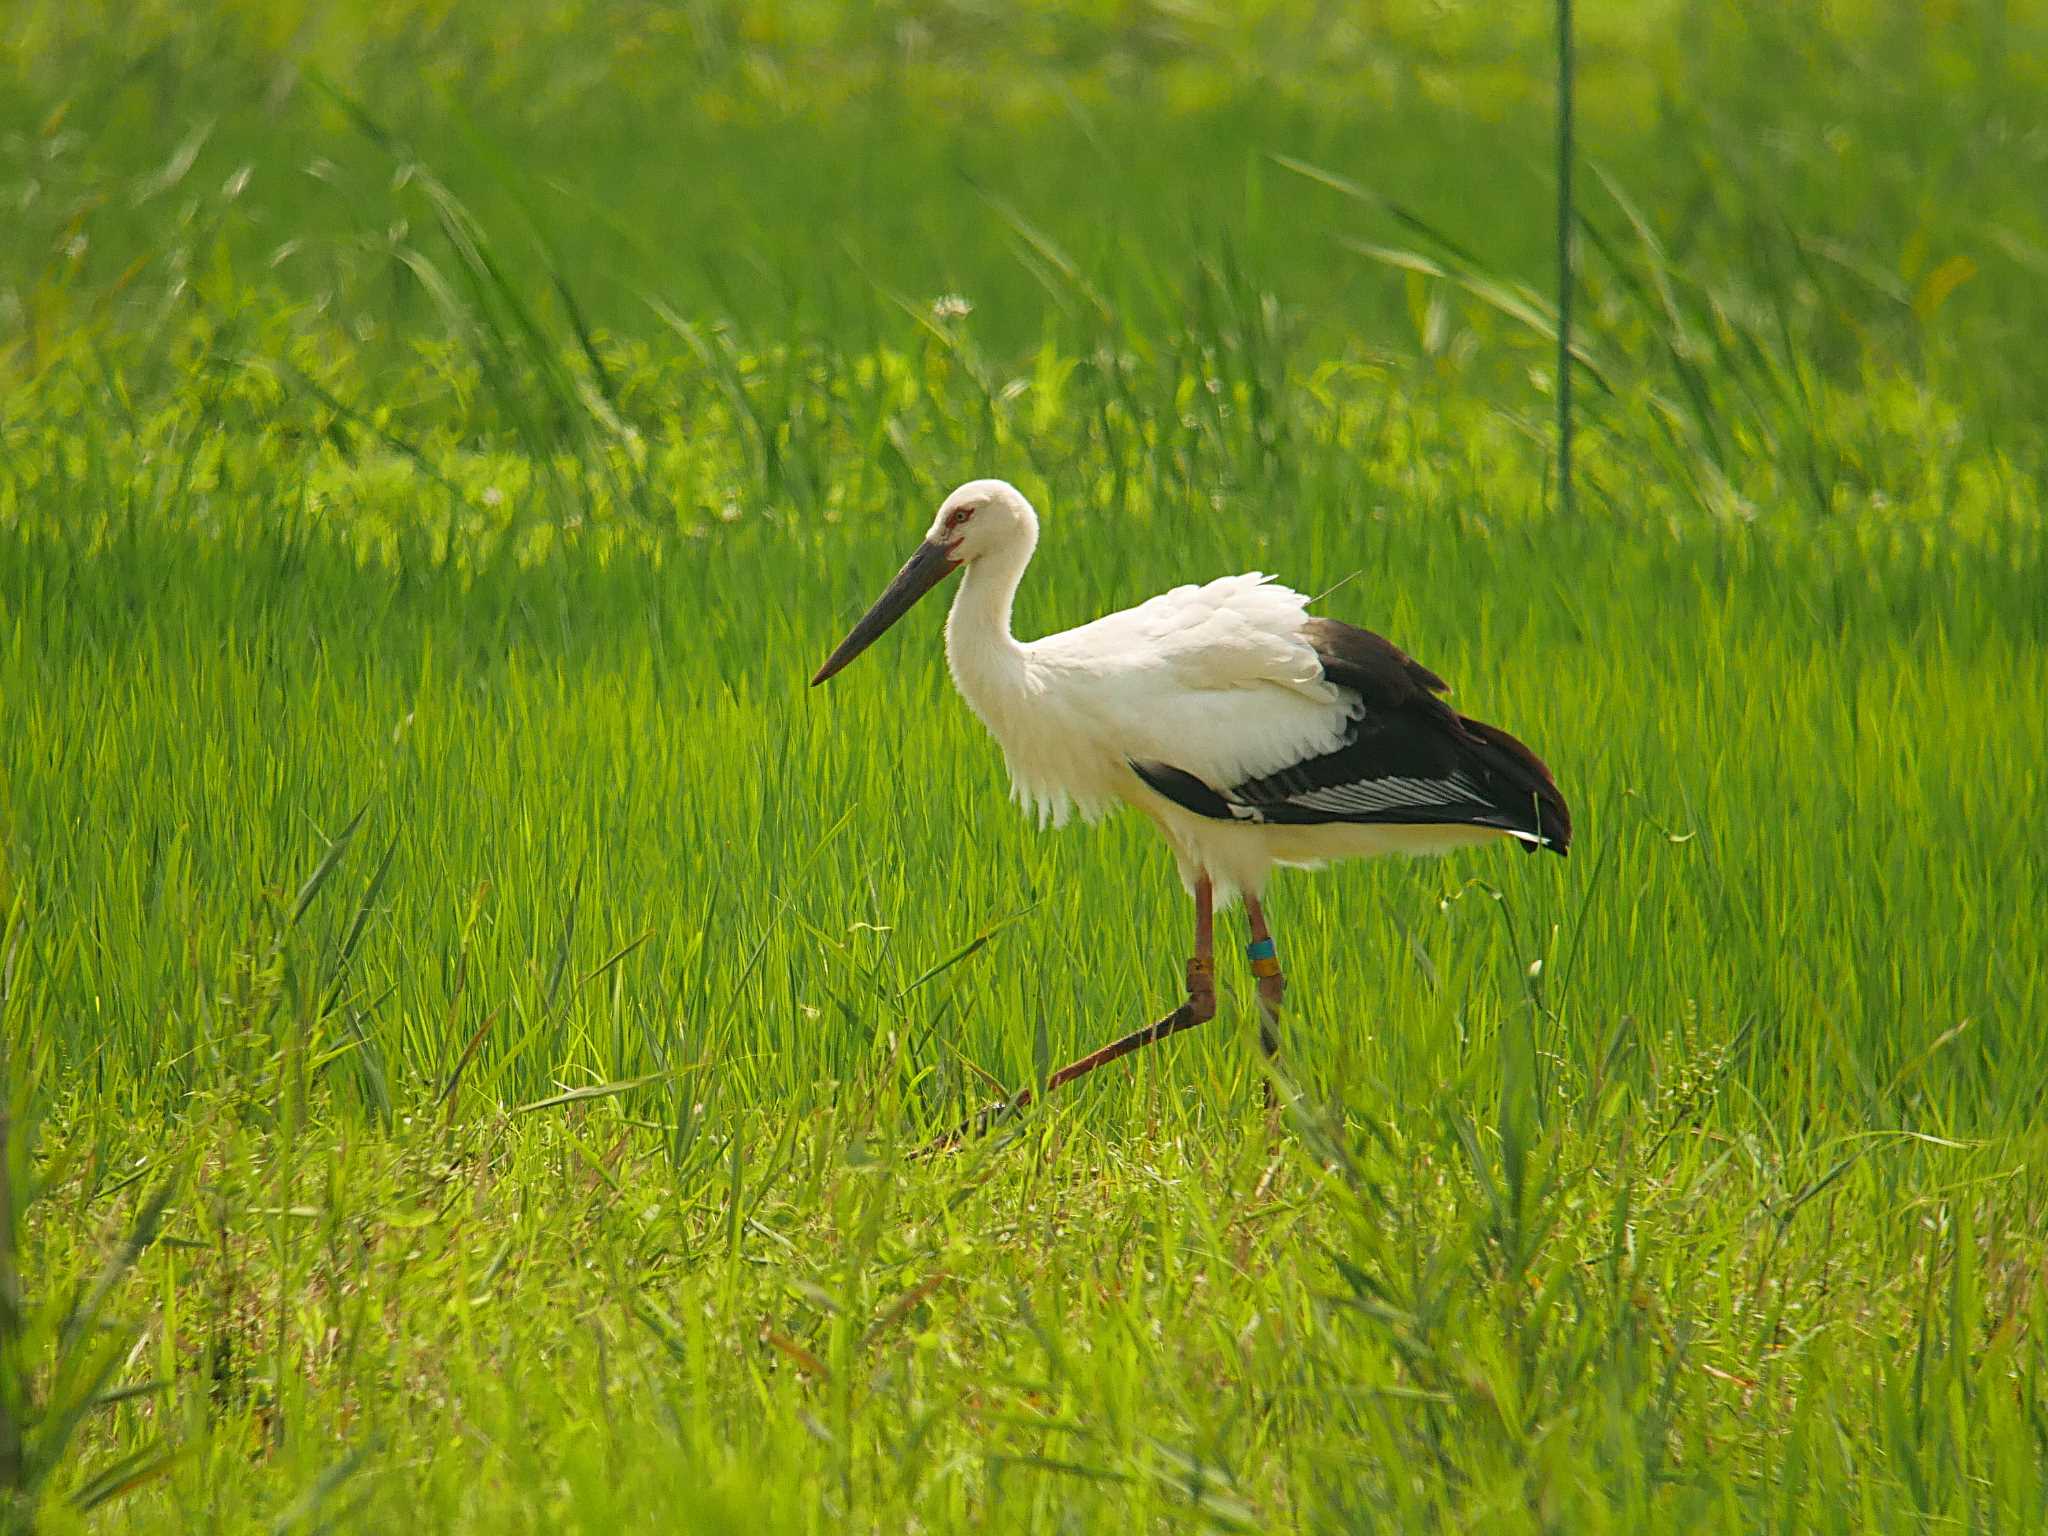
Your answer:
[1299,616,1450,704]
[1030,572,1332,699]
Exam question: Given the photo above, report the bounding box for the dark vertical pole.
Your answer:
[1555,0,1576,517]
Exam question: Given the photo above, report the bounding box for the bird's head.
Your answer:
[810,479,1037,686]
[922,478,1038,567]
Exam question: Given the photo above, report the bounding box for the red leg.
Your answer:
[1243,894,1285,1062]
[927,876,1217,1148]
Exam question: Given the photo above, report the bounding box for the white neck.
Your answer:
[944,534,1034,709]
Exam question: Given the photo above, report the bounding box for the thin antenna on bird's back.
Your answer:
[1309,569,1364,607]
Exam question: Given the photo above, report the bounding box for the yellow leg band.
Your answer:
[1250,956,1283,979]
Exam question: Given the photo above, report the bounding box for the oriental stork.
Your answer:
[812,479,1569,1131]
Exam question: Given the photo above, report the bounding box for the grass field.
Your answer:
[4,2,2047,1530]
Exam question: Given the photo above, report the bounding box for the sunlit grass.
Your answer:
[3,2,2046,1531]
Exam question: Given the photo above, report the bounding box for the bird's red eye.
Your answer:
[945,506,976,529]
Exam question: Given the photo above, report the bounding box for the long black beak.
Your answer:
[811,538,960,686]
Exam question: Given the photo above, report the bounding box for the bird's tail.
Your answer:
[1457,717,1572,855]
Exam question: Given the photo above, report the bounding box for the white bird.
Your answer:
[812,479,1569,1122]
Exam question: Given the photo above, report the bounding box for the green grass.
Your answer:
[4,2,2047,1530]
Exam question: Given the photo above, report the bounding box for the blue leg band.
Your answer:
[1246,938,1277,961]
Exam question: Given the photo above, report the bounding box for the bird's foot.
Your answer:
[919,979,1215,1155]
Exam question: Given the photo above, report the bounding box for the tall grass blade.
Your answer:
[1555,0,1577,516]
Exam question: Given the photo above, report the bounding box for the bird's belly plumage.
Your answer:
[949,671,1136,827]
[991,725,1132,829]
[1137,797,1506,902]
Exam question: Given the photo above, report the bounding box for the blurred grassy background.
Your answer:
[7,1,2047,398]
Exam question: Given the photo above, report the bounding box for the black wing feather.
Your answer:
[1131,618,1571,854]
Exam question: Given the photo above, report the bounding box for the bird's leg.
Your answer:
[922,877,1217,1150]
[1242,895,1285,1063]
[1037,875,1216,1088]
